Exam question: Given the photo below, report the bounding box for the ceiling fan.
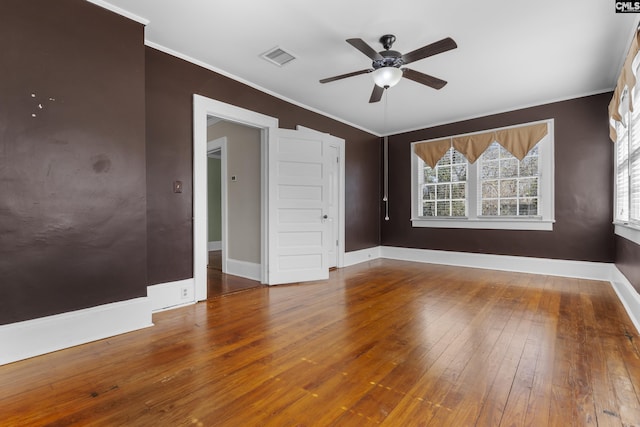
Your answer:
[319,34,457,103]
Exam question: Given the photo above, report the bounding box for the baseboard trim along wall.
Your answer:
[227,258,261,282]
[345,245,640,334]
[208,241,222,251]
[0,297,152,366]
[611,267,640,334]
[147,278,195,312]
[380,246,612,280]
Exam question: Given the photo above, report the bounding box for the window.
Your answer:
[411,120,554,230]
[615,91,640,228]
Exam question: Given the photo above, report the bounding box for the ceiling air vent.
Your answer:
[261,46,296,67]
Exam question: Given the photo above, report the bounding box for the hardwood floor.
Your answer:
[207,250,264,297]
[2,259,640,426]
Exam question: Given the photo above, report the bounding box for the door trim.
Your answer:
[193,95,278,300]
[207,137,227,274]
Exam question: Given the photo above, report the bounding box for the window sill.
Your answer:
[411,217,554,231]
[614,222,640,246]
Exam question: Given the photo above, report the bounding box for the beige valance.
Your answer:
[414,138,451,168]
[414,122,548,167]
[609,30,640,142]
[452,131,495,163]
[495,122,548,161]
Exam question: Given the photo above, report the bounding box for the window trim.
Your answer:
[410,119,555,231]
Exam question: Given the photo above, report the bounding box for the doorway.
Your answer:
[193,95,346,300]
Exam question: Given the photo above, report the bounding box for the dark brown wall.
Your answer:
[616,236,640,292]
[0,1,147,324]
[383,93,614,262]
[145,48,380,285]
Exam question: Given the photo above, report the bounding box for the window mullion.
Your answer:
[468,161,478,220]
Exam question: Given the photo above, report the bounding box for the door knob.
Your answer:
[323,215,328,219]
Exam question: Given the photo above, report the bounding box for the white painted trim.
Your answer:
[380,246,612,280]
[615,223,640,246]
[84,0,149,25]
[410,119,554,229]
[208,241,222,251]
[226,259,261,282]
[411,218,554,231]
[194,95,278,298]
[611,267,640,334]
[148,41,379,137]
[147,279,195,312]
[344,246,382,267]
[207,136,228,274]
[0,297,152,366]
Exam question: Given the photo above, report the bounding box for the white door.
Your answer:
[268,128,331,284]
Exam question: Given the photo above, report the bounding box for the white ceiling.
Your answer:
[98,0,638,136]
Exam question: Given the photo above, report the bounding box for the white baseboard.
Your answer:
[344,246,382,267]
[611,267,640,334]
[0,297,152,366]
[380,246,613,281]
[208,241,222,251]
[147,278,195,312]
[345,245,639,333]
[227,258,261,281]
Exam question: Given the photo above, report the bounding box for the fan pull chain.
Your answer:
[383,91,390,221]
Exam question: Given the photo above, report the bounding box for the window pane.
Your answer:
[451,200,466,216]
[437,184,450,199]
[500,179,517,197]
[452,164,467,181]
[518,198,538,216]
[437,201,450,216]
[500,199,518,216]
[423,185,436,200]
[482,199,498,216]
[451,182,466,199]
[500,158,518,178]
[424,167,437,183]
[483,143,499,160]
[481,161,499,179]
[482,180,499,198]
[439,149,451,166]
[519,178,538,197]
[423,201,435,216]
[519,157,538,177]
[437,166,451,183]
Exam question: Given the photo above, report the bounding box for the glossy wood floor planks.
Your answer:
[1,259,639,426]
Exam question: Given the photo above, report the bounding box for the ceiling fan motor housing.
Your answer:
[373,51,403,70]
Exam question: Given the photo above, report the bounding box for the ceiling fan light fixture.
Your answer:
[372,67,403,88]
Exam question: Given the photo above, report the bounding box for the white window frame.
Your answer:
[613,86,640,245]
[411,119,555,231]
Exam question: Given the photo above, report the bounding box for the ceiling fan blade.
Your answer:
[402,68,447,89]
[369,85,384,103]
[319,69,372,84]
[401,37,457,65]
[346,38,383,61]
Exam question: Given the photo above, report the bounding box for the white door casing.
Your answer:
[207,137,227,273]
[193,95,276,299]
[268,128,331,284]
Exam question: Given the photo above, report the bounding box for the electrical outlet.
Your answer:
[180,286,189,299]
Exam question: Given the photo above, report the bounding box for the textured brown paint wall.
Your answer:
[616,236,640,292]
[145,48,380,285]
[0,1,147,325]
[383,93,614,262]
